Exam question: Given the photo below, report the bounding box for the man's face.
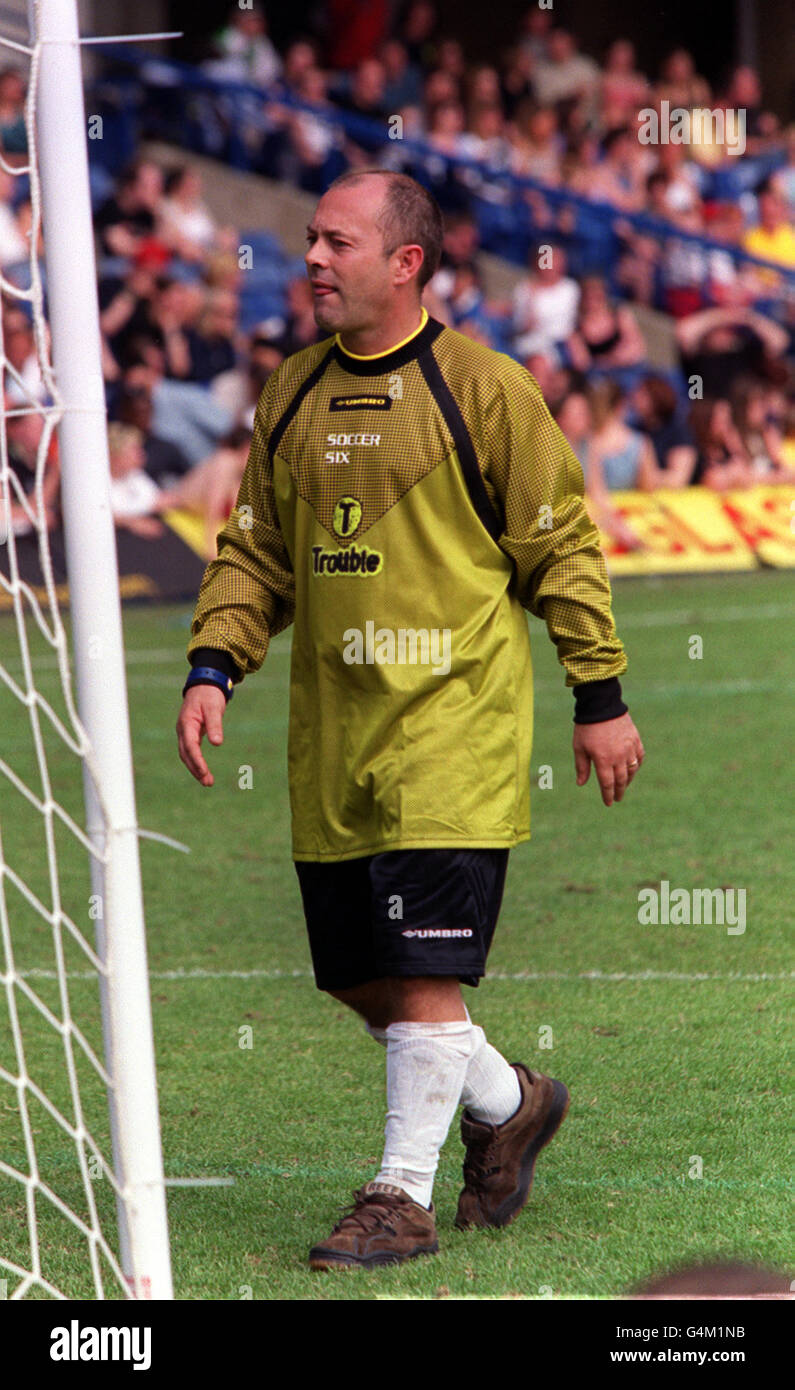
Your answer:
[305,181,413,335]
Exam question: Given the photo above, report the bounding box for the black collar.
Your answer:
[332,315,445,375]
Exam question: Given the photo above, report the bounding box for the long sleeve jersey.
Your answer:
[188,309,627,860]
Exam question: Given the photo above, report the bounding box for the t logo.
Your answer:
[333,495,362,538]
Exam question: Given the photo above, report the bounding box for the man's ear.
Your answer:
[393,244,424,286]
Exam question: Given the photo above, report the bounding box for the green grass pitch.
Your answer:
[0,568,792,1299]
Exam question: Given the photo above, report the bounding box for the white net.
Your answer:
[0,6,166,1300]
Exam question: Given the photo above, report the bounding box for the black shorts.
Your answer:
[294,847,510,992]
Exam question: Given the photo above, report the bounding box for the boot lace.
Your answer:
[330,1189,404,1237]
[463,1131,501,1188]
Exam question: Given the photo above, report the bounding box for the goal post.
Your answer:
[0,0,173,1298]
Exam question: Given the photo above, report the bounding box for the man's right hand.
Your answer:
[176,685,227,787]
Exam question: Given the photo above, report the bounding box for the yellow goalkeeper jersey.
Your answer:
[188,308,627,861]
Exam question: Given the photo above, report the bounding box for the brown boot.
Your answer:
[309,1181,439,1270]
[455,1063,569,1230]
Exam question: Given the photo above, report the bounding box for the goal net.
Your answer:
[0,0,172,1299]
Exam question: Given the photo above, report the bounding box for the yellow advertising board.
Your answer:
[596,485,795,576]
[162,486,795,579]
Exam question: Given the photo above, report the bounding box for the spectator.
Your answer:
[104,272,201,381]
[525,353,582,416]
[676,305,790,396]
[556,389,644,550]
[123,341,235,466]
[159,165,230,262]
[209,3,282,88]
[689,397,755,489]
[584,378,657,490]
[428,210,480,309]
[600,40,650,128]
[586,127,646,212]
[186,288,240,384]
[379,38,423,111]
[94,160,165,260]
[466,65,504,115]
[439,210,480,269]
[211,326,284,427]
[2,305,47,405]
[743,178,795,273]
[113,366,192,488]
[654,48,710,110]
[566,275,646,370]
[107,422,170,539]
[436,38,467,87]
[445,262,486,324]
[4,401,60,534]
[631,375,698,486]
[531,29,600,124]
[561,131,601,194]
[517,5,553,64]
[0,66,27,163]
[654,143,703,216]
[279,39,320,95]
[499,47,535,121]
[426,99,467,159]
[423,68,461,111]
[730,376,786,475]
[455,316,495,347]
[512,244,580,360]
[555,388,590,458]
[719,66,780,150]
[510,103,562,185]
[286,67,345,193]
[701,202,756,307]
[399,1,439,73]
[273,276,324,357]
[457,103,514,211]
[335,58,389,122]
[0,168,29,267]
[772,126,795,217]
[160,424,253,559]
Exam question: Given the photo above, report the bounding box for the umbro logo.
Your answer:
[401,928,473,939]
[328,394,392,411]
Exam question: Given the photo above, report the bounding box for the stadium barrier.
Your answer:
[85,45,795,300]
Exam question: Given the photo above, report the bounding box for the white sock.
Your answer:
[365,1014,521,1128]
[374,1019,474,1209]
[461,1024,522,1124]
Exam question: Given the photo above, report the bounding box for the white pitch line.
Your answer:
[7,602,791,676]
[613,602,795,628]
[164,1177,235,1188]
[14,968,792,983]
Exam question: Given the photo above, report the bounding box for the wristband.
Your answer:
[573,676,627,724]
[182,666,234,701]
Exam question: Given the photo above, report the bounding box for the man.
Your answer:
[176,170,644,1269]
[743,178,795,271]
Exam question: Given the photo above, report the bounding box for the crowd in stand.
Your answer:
[2,1,794,558]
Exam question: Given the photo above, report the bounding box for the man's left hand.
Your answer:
[573,713,645,807]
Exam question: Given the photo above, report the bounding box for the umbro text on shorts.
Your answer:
[294,847,510,991]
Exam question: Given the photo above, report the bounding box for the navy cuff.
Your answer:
[189,647,242,684]
[573,677,628,724]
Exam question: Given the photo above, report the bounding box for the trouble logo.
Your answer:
[333,496,362,538]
